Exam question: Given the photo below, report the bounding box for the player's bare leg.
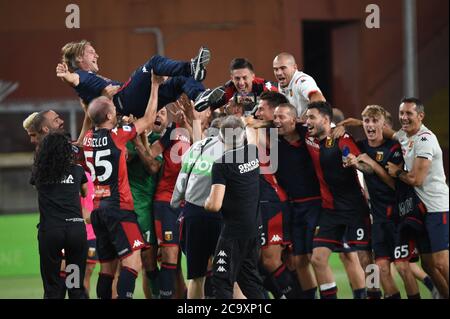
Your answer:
[422,253,449,298]
[376,259,400,298]
[357,250,382,299]
[141,247,158,299]
[295,254,317,292]
[175,261,187,299]
[339,252,367,298]
[188,277,206,299]
[409,261,438,297]
[394,261,420,298]
[233,282,247,299]
[84,263,96,298]
[311,247,337,298]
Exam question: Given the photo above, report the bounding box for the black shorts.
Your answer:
[260,201,291,248]
[154,201,182,247]
[90,208,146,262]
[313,208,370,252]
[182,203,222,279]
[289,199,321,255]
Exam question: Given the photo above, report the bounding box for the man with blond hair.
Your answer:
[56,40,222,117]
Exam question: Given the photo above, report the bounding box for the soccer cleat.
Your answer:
[194,87,225,112]
[191,46,211,81]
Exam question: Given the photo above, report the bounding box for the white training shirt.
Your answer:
[395,124,449,212]
[278,70,322,118]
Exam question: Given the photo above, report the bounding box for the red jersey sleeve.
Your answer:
[338,133,361,156]
[110,124,137,147]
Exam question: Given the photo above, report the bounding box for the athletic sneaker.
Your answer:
[191,47,210,82]
[194,87,225,112]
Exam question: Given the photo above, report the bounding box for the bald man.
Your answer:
[273,53,325,119]
[83,73,164,299]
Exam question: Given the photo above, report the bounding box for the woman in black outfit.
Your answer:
[32,132,88,299]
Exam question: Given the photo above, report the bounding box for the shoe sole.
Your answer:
[196,47,211,69]
[207,87,225,103]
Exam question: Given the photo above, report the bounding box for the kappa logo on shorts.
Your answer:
[217,266,227,273]
[133,239,143,248]
[217,258,227,265]
[270,234,282,243]
[217,250,227,257]
[164,231,173,242]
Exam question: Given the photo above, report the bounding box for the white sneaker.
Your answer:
[191,47,210,81]
[194,87,225,112]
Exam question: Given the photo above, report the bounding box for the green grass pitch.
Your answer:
[0,213,432,299]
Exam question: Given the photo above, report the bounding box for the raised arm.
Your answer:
[56,62,80,86]
[134,72,164,135]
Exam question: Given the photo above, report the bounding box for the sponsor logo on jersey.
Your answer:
[164,231,173,242]
[325,137,334,148]
[61,174,74,184]
[217,266,226,273]
[375,151,384,162]
[133,239,144,248]
[270,234,282,243]
[238,159,260,174]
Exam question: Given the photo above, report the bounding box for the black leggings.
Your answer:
[38,223,87,299]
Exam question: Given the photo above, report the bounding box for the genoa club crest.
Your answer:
[325,137,334,148]
[164,231,173,242]
[375,151,384,162]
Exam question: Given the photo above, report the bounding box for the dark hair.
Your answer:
[259,91,289,108]
[401,97,424,113]
[230,58,254,72]
[307,101,333,120]
[32,133,74,185]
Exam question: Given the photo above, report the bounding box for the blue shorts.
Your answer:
[289,200,321,255]
[417,212,449,254]
[260,201,291,248]
[182,203,222,279]
[154,201,182,247]
[372,221,419,262]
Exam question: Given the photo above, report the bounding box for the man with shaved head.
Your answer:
[273,53,326,119]
[83,72,164,299]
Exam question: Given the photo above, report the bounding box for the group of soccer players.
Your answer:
[25,39,448,299]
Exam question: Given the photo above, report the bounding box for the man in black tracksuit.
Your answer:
[205,115,265,299]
